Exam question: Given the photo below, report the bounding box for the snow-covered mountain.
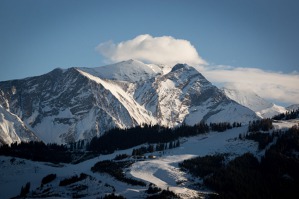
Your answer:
[0,60,259,144]
[134,63,258,127]
[222,87,287,118]
[80,59,162,83]
[0,105,38,145]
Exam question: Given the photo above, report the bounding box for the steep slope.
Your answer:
[0,66,156,144]
[222,87,286,118]
[76,69,156,126]
[134,64,258,126]
[0,60,259,144]
[80,59,162,82]
[0,105,38,145]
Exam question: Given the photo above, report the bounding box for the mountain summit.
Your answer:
[0,60,259,144]
[80,59,161,82]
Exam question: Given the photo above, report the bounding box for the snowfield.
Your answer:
[0,120,298,199]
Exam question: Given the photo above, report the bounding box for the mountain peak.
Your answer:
[122,59,140,64]
[80,60,161,82]
[171,63,189,72]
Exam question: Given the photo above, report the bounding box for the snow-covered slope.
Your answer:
[1,119,297,199]
[0,105,38,145]
[77,69,156,127]
[0,67,156,144]
[286,104,299,111]
[0,60,258,144]
[0,126,255,199]
[222,87,286,118]
[135,64,258,126]
[80,59,164,83]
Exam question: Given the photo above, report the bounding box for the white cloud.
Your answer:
[96,34,206,66]
[201,66,299,105]
[96,34,299,105]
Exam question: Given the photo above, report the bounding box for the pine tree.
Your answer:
[176,140,180,147]
[20,182,30,197]
[169,142,173,149]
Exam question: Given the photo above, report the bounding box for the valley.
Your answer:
[1,119,298,198]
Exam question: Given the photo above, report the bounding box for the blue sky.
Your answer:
[0,0,299,105]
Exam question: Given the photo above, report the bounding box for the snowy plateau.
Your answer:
[0,59,259,145]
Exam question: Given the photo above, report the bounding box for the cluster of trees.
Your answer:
[204,153,267,199]
[272,109,299,120]
[88,121,241,154]
[59,173,88,186]
[0,121,243,164]
[87,124,186,154]
[69,140,85,151]
[132,146,152,157]
[146,183,162,194]
[243,131,274,150]
[114,154,130,161]
[210,122,241,132]
[19,182,31,198]
[146,189,180,199]
[248,118,273,132]
[181,125,299,199]
[145,183,180,199]
[132,140,180,156]
[179,154,226,178]
[91,160,146,187]
[41,174,56,186]
[0,141,72,163]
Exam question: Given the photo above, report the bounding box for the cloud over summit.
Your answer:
[96,34,299,105]
[96,34,206,66]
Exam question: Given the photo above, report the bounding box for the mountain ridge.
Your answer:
[0,60,259,144]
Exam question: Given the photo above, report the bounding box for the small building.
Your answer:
[148,155,156,159]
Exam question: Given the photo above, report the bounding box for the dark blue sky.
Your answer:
[1,0,299,81]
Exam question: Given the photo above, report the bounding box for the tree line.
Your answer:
[88,122,241,154]
[0,141,72,163]
[180,125,299,199]
[0,121,242,162]
[272,109,299,120]
[132,140,180,157]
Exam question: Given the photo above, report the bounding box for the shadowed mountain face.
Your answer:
[0,60,258,144]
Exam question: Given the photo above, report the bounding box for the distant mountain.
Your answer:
[0,60,258,144]
[286,104,299,111]
[222,87,287,118]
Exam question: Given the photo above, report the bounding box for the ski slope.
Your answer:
[1,120,297,199]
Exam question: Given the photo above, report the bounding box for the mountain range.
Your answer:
[0,59,287,145]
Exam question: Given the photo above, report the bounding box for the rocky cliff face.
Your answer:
[134,63,258,127]
[0,105,38,145]
[0,60,259,144]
